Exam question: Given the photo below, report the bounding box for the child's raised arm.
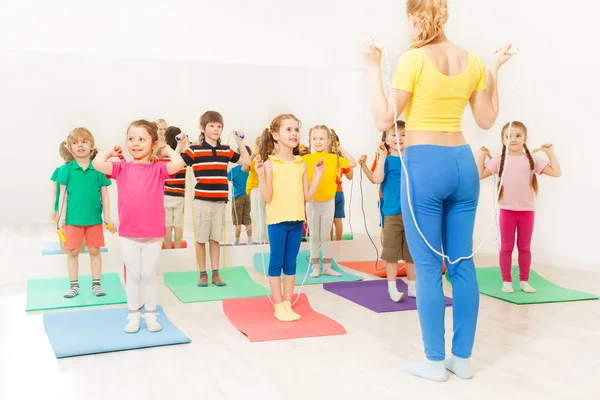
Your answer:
[304,159,325,202]
[372,143,388,184]
[338,146,358,168]
[477,146,493,180]
[233,131,251,166]
[162,145,187,176]
[93,146,122,176]
[256,155,272,203]
[359,155,377,184]
[537,144,562,177]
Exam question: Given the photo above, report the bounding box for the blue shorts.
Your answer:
[334,191,345,219]
[378,198,385,227]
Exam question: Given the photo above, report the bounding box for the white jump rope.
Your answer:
[375,40,520,266]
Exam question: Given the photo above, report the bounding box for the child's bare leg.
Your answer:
[282,274,300,320]
[234,225,242,245]
[269,276,283,304]
[164,227,173,249]
[209,240,225,286]
[334,218,343,240]
[64,248,80,298]
[89,247,105,296]
[246,225,253,244]
[196,242,208,286]
[174,227,183,249]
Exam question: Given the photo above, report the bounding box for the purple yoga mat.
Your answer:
[323,279,453,313]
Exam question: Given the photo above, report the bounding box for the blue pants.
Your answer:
[267,221,303,277]
[400,144,480,361]
[334,191,345,218]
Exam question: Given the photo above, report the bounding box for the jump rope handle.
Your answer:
[105,223,116,234]
[175,134,189,141]
[234,130,245,139]
[52,216,67,242]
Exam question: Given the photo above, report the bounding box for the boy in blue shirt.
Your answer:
[372,120,416,300]
[228,145,253,245]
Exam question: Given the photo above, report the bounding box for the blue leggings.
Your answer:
[400,144,480,361]
[267,221,303,277]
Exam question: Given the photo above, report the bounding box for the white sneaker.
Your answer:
[124,312,141,333]
[520,281,536,293]
[501,282,515,293]
[144,312,162,332]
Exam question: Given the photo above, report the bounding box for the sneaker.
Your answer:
[124,312,141,333]
[143,312,162,332]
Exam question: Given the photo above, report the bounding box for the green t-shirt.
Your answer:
[50,165,64,212]
[56,160,111,226]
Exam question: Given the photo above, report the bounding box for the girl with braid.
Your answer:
[478,121,561,293]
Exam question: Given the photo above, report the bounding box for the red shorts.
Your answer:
[64,224,105,250]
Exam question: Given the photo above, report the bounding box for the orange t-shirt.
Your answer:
[335,167,350,192]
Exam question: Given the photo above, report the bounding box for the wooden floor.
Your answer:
[1,225,599,400]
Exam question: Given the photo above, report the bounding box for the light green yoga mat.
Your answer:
[163,266,271,303]
[26,273,126,312]
[302,233,353,242]
[476,266,599,305]
[253,250,363,285]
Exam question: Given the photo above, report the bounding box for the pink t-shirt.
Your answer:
[485,154,549,211]
[110,161,172,238]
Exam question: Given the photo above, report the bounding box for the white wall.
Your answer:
[0,0,598,271]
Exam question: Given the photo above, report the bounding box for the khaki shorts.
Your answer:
[232,195,252,226]
[165,195,185,228]
[194,199,225,243]
[381,213,413,263]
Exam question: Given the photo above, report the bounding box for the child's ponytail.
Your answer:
[523,143,539,196]
[330,128,341,177]
[259,126,275,163]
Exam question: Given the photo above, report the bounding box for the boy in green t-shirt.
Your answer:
[57,128,114,298]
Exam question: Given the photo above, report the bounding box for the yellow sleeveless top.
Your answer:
[391,48,487,132]
[266,155,305,225]
[246,159,259,195]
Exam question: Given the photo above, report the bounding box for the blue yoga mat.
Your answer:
[253,250,363,285]
[43,305,191,358]
[42,241,108,256]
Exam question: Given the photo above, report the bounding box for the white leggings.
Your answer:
[306,199,335,260]
[121,237,162,311]
[251,188,268,242]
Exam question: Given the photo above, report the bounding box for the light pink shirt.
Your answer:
[110,161,172,238]
[485,154,549,211]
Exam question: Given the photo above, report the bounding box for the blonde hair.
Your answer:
[498,121,538,200]
[155,118,167,125]
[309,125,340,175]
[406,0,448,49]
[66,127,96,155]
[58,141,74,162]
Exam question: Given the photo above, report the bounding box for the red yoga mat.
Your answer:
[222,294,346,342]
[161,240,188,249]
[338,260,446,278]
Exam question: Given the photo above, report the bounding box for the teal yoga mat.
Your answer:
[253,250,363,285]
[476,266,599,304]
[26,273,126,312]
[164,266,270,303]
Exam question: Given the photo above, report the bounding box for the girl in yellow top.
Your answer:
[364,0,514,382]
[302,125,357,277]
[243,137,268,243]
[255,114,324,322]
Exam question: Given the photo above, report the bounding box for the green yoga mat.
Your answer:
[163,266,271,303]
[302,233,353,242]
[476,266,599,304]
[253,250,363,285]
[26,273,126,312]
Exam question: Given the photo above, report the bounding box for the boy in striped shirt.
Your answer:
[181,111,251,287]
[163,126,187,249]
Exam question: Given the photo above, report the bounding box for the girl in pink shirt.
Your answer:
[93,120,187,334]
[478,121,561,293]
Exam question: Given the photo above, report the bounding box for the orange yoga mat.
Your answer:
[222,294,346,342]
[338,260,446,278]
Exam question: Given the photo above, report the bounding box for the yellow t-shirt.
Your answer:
[266,155,305,225]
[302,152,349,201]
[391,48,487,132]
[246,159,259,195]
